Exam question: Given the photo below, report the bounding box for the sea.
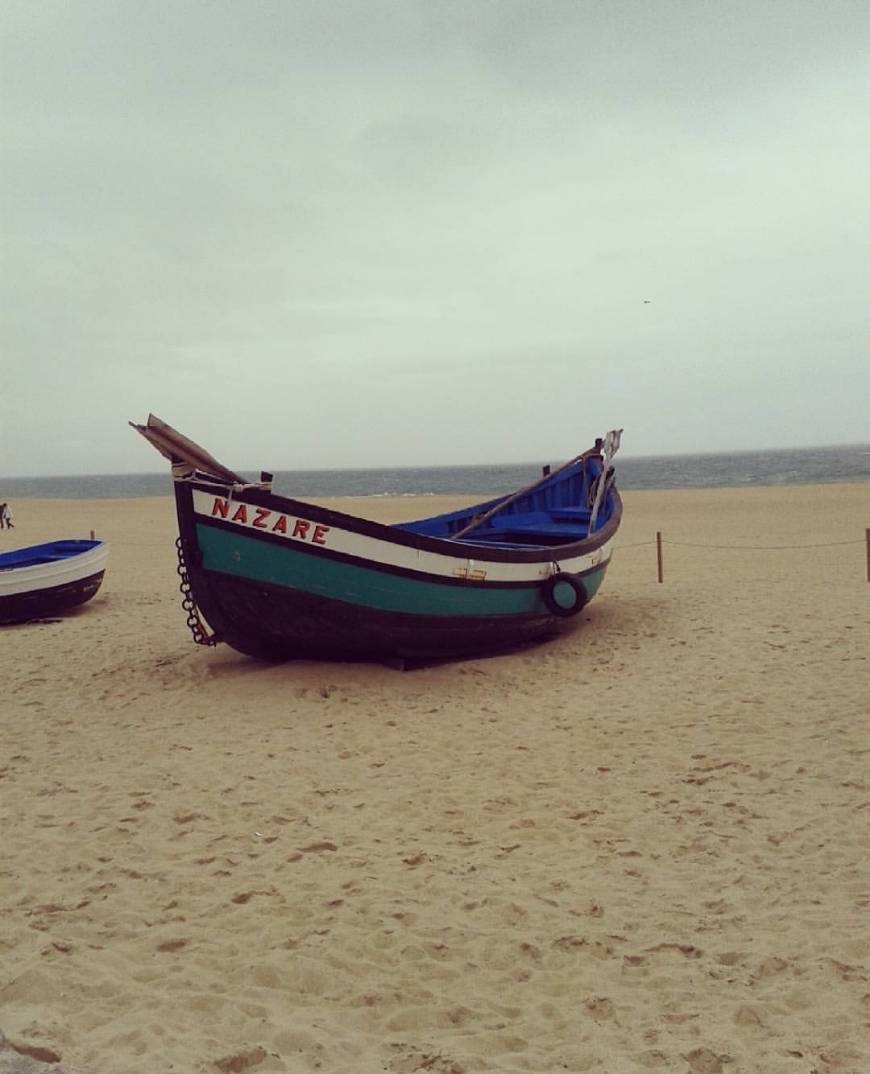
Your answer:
[3,443,869,500]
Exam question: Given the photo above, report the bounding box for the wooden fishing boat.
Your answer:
[0,539,109,624]
[131,415,622,662]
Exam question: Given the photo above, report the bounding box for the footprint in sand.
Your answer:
[733,1004,766,1030]
[156,938,189,952]
[686,1048,727,1073]
[584,996,616,1022]
[212,1045,268,1072]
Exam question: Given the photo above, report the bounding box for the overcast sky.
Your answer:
[1,0,868,477]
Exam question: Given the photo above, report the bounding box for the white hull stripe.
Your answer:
[0,545,109,598]
[192,490,611,584]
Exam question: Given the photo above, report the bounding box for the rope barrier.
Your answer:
[661,538,863,551]
[614,529,870,583]
[614,538,864,551]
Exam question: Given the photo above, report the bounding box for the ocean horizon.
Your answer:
[2,442,869,500]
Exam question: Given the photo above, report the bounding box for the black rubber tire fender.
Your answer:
[541,572,587,617]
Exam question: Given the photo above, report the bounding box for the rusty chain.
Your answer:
[175,537,219,646]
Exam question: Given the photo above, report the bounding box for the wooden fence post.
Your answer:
[656,531,664,583]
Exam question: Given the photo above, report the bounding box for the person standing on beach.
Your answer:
[0,503,12,529]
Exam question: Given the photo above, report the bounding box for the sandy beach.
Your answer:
[1,483,867,1074]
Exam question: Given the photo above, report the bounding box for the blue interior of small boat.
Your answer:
[0,539,102,570]
[396,457,616,548]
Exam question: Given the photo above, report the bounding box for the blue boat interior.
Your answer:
[0,539,102,570]
[396,456,617,548]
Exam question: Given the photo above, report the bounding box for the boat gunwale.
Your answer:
[0,539,107,568]
[179,478,623,566]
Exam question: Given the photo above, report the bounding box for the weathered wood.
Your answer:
[129,414,244,485]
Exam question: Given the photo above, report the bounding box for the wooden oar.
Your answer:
[450,448,595,540]
[587,428,622,533]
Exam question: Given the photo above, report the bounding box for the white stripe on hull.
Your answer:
[0,544,109,598]
[192,489,611,583]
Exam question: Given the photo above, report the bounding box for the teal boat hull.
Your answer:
[173,473,619,662]
[131,414,622,663]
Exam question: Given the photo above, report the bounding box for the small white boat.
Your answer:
[0,539,109,623]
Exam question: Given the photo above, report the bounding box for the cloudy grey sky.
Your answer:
[1,0,868,477]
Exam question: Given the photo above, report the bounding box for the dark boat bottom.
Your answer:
[221,627,561,668]
[378,637,556,671]
[192,570,576,665]
[0,571,106,625]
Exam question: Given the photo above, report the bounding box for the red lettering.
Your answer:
[272,514,287,534]
[312,524,330,545]
[211,497,229,518]
[253,507,272,529]
[232,504,248,524]
[292,519,310,540]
